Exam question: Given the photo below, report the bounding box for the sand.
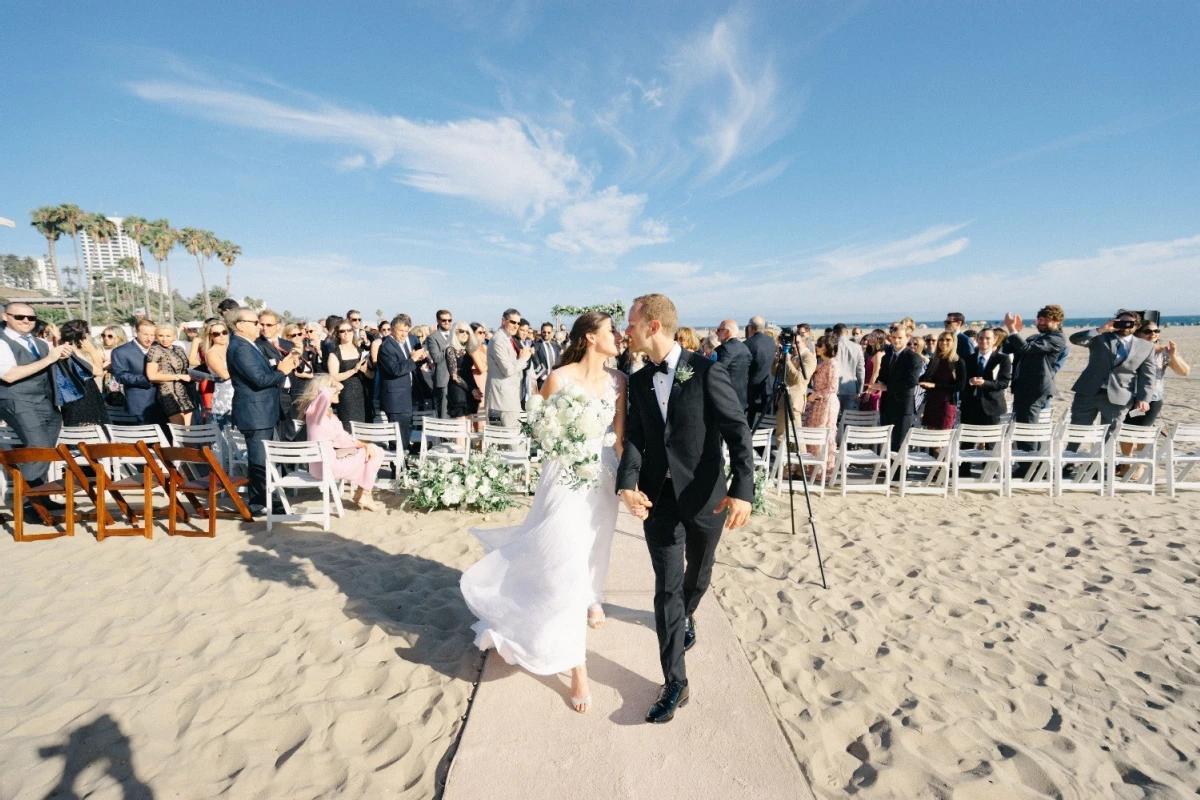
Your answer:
[1,324,1197,799]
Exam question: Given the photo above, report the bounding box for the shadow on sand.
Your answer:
[38,713,154,800]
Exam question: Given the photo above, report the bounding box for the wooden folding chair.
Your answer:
[75,442,153,541]
[0,447,77,542]
[152,444,252,537]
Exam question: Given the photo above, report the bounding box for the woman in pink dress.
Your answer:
[297,375,386,511]
[858,334,885,413]
[803,335,841,476]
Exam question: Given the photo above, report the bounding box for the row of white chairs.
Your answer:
[768,420,1200,498]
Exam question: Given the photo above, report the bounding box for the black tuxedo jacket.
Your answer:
[617,348,755,519]
[256,335,295,415]
[377,334,421,417]
[744,332,775,408]
[880,348,924,416]
[962,351,1011,417]
[531,339,561,384]
[715,338,751,411]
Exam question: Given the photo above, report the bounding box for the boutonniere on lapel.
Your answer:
[675,364,694,384]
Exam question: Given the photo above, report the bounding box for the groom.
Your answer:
[617,293,755,724]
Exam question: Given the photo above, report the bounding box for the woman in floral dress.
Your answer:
[803,334,841,477]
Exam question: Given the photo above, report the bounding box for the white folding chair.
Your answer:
[996,411,1014,428]
[951,425,1007,495]
[107,408,140,426]
[750,428,773,477]
[893,427,956,497]
[104,424,169,478]
[1164,422,1200,497]
[1005,422,1056,496]
[771,427,832,496]
[168,423,226,472]
[1037,407,1054,424]
[838,425,893,496]
[351,420,406,479]
[1055,423,1107,496]
[263,440,344,531]
[410,409,436,447]
[52,424,110,481]
[481,424,533,492]
[222,429,248,477]
[1108,423,1159,496]
[838,410,880,445]
[419,417,470,465]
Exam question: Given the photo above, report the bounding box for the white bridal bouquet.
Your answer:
[402,450,519,513]
[523,384,616,490]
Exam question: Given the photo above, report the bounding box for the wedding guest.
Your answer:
[283,323,315,416]
[531,322,562,390]
[319,315,343,372]
[377,314,426,449]
[346,309,366,345]
[832,323,864,417]
[990,326,1008,353]
[744,315,776,426]
[919,332,967,430]
[112,319,159,423]
[485,308,532,428]
[34,320,59,346]
[701,333,720,360]
[922,334,937,358]
[858,335,885,413]
[517,319,538,408]
[99,325,125,400]
[714,319,751,414]
[773,334,816,448]
[1067,309,1156,430]
[326,318,374,431]
[469,322,489,399]
[1002,305,1068,473]
[199,318,233,428]
[53,320,109,427]
[944,312,978,361]
[803,335,840,476]
[299,375,385,511]
[1124,322,1190,429]
[0,302,73,488]
[145,324,196,426]
[216,298,241,316]
[868,325,924,451]
[424,309,454,417]
[257,310,298,434]
[675,326,700,353]
[961,327,1011,426]
[182,321,204,364]
[850,326,863,342]
[301,322,324,375]
[446,322,482,418]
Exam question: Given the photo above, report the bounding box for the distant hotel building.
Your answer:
[79,217,169,294]
[33,257,60,294]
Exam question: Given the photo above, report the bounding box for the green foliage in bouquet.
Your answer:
[402,450,520,513]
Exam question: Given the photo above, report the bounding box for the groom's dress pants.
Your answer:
[643,480,724,686]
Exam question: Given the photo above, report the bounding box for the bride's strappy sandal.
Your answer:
[587,604,606,629]
[571,694,592,713]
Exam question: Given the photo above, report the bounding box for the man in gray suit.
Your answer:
[486,308,533,428]
[1068,310,1156,428]
[424,309,454,417]
[831,322,864,417]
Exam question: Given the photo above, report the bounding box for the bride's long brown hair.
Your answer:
[557,311,612,368]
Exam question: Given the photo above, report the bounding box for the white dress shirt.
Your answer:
[0,327,46,376]
[652,343,683,423]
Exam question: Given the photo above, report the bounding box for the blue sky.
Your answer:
[2,1,1198,325]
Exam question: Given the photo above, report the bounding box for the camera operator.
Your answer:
[1066,309,1156,432]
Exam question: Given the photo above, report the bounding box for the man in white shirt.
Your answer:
[0,302,73,484]
[1067,310,1156,429]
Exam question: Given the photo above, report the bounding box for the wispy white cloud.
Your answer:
[716,158,790,198]
[637,261,702,279]
[545,186,671,257]
[130,80,588,219]
[627,77,664,109]
[813,224,971,280]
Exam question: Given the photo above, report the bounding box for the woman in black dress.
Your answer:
[446,322,482,417]
[326,320,374,431]
[145,324,195,425]
[57,319,110,427]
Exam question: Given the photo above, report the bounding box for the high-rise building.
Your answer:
[79,216,169,294]
[33,257,60,294]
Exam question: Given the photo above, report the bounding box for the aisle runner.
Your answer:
[445,509,814,800]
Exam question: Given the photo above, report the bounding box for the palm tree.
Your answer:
[121,215,154,317]
[56,203,87,316]
[147,221,179,325]
[82,213,118,323]
[180,228,218,318]
[29,206,71,315]
[215,240,241,296]
[116,257,141,306]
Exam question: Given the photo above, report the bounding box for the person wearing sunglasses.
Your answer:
[1124,321,1191,431]
[0,302,75,489]
[424,309,454,418]
[282,323,314,408]
[192,319,233,427]
[486,308,534,429]
[1067,309,1157,432]
[326,319,375,431]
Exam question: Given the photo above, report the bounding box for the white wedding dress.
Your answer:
[460,372,620,675]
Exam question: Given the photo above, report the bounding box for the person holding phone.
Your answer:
[145,323,196,426]
[1066,309,1156,434]
[326,320,374,431]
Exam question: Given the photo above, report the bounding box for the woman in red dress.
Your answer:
[919,332,967,430]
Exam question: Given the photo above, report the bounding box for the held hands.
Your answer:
[1135,400,1150,413]
[969,377,985,386]
[412,348,428,362]
[620,489,653,521]
[715,496,751,529]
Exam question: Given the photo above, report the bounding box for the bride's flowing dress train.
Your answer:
[460,374,619,675]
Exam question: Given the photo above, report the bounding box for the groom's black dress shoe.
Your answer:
[646,681,689,724]
[683,615,696,652]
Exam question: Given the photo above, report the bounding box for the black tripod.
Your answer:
[751,340,827,589]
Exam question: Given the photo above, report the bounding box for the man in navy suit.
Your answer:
[226,306,300,512]
[713,319,751,414]
[743,315,777,426]
[377,313,426,453]
[944,312,977,363]
[255,309,297,435]
[111,319,160,424]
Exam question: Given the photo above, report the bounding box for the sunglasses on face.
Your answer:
[338,328,352,334]
[438,317,452,323]
[8,314,37,322]
[211,330,229,337]
[349,317,361,322]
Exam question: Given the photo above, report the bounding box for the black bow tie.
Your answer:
[652,359,671,374]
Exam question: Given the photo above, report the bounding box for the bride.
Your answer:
[460,311,626,713]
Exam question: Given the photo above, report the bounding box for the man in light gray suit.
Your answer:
[831,322,864,417]
[1067,310,1156,429]
[486,308,533,428]
[424,309,454,417]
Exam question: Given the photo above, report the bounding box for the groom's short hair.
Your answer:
[632,293,678,336]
